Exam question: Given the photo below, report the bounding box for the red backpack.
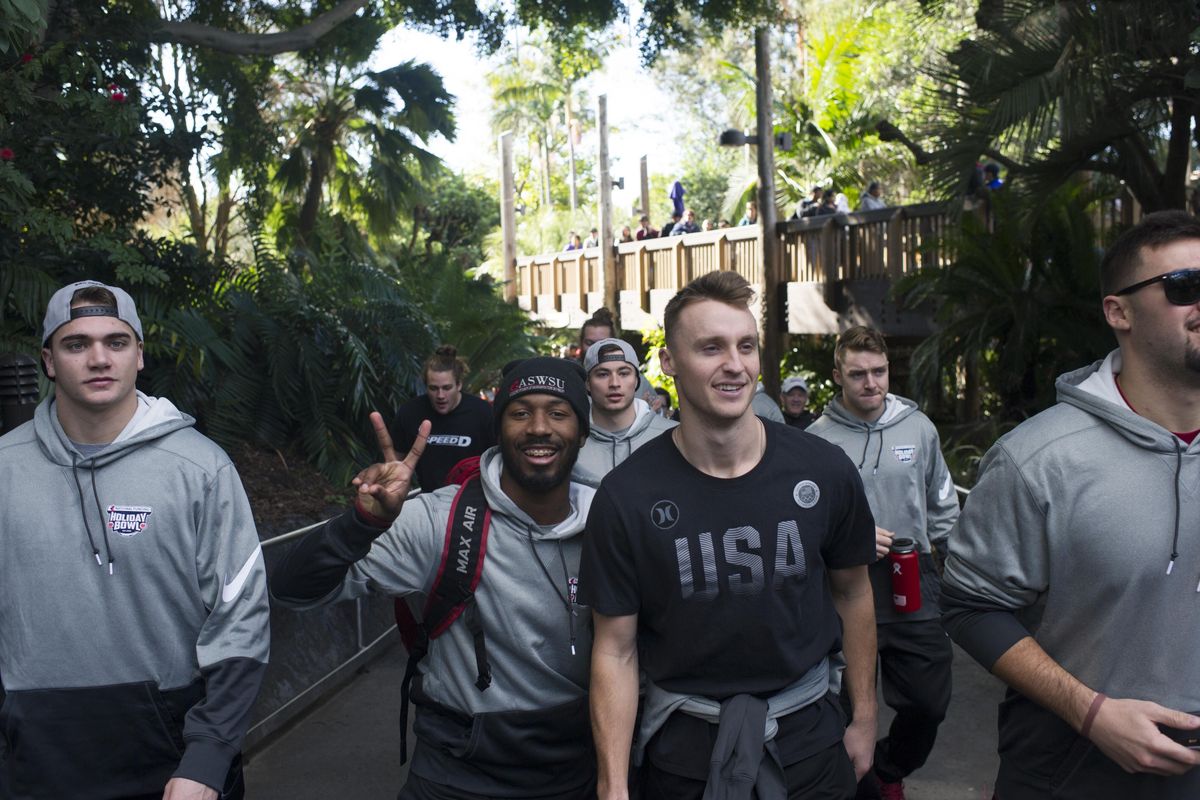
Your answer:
[393,455,492,763]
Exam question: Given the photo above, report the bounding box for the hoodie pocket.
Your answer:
[0,681,195,799]
[461,695,592,766]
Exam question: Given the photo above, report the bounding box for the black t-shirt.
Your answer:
[783,410,819,430]
[391,394,496,491]
[579,422,875,698]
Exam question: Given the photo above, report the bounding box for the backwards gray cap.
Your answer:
[583,338,640,374]
[42,280,143,346]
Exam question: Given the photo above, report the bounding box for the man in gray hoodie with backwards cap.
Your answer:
[808,326,959,800]
[0,280,269,800]
[942,210,1200,799]
[272,357,597,799]
[572,338,676,488]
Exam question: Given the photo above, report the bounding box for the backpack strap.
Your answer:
[398,475,492,764]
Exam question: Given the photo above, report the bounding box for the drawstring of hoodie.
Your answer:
[856,428,886,475]
[526,527,578,655]
[1164,442,1185,586]
[71,460,114,575]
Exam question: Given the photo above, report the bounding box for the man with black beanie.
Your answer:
[273,357,598,799]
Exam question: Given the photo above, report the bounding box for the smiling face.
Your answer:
[782,387,808,415]
[834,348,890,422]
[43,308,143,423]
[661,299,760,424]
[498,393,583,493]
[425,368,463,415]
[1105,237,1200,384]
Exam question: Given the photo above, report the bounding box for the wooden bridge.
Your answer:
[515,202,952,336]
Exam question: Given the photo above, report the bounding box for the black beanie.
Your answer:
[494,357,590,438]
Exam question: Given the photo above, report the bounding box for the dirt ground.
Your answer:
[229,443,355,540]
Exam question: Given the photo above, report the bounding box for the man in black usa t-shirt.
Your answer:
[581,271,878,800]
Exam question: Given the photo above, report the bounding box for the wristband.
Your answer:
[354,498,392,529]
[1080,692,1107,739]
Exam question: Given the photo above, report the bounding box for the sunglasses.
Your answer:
[1114,268,1200,305]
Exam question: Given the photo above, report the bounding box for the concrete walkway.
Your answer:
[245,641,1004,799]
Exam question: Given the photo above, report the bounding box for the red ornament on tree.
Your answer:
[110,90,127,103]
[20,53,33,64]
[0,148,14,161]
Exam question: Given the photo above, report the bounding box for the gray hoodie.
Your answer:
[572,398,676,488]
[808,393,959,623]
[272,446,597,794]
[943,352,1200,712]
[0,393,269,796]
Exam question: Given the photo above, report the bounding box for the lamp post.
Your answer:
[718,28,790,399]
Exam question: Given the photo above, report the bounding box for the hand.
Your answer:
[350,413,430,524]
[162,777,218,800]
[875,526,895,560]
[1087,697,1200,776]
[842,716,876,781]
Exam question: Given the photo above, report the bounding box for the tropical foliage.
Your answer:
[893,182,1112,420]
[0,2,539,483]
[885,0,1200,211]
[650,0,976,216]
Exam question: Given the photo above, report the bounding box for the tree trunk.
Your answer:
[1160,93,1195,210]
[299,156,326,243]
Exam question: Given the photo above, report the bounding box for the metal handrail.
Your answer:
[260,488,422,549]
[248,488,422,746]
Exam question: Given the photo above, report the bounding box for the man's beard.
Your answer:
[500,435,582,493]
[1187,339,1200,375]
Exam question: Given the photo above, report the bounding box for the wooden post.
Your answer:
[886,207,905,280]
[640,156,650,218]
[578,253,587,312]
[755,27,782,399]
[499,131,517,302]
[598,94,619,324]
[566,95,578,214]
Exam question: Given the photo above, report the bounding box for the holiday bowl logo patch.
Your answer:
[892,445,916,464]
[793,480,820,509]
[107,505,152,536]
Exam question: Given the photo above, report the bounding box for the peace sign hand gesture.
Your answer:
[351,412,430,526]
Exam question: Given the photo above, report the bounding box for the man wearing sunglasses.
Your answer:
[942,210,1200,799]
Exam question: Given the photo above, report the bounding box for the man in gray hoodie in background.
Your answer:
[573,338,676,488]
[0,280,269,800]
[942,210,1200,799]
[808,326,959,800]
[272,357,598,799]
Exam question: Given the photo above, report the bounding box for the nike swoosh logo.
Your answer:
[222,546,262,604]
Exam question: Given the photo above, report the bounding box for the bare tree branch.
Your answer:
[150,0,369,56]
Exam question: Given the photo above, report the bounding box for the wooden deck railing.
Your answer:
[515,202,953,326]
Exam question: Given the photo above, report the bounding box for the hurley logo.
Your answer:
[107,505,152,536]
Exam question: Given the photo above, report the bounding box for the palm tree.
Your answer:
[893,182,1111,420]
[487,28,603,212]
[273,58,454,243]
[884,0,1199,211]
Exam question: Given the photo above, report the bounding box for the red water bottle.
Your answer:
[889,537,922,613]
